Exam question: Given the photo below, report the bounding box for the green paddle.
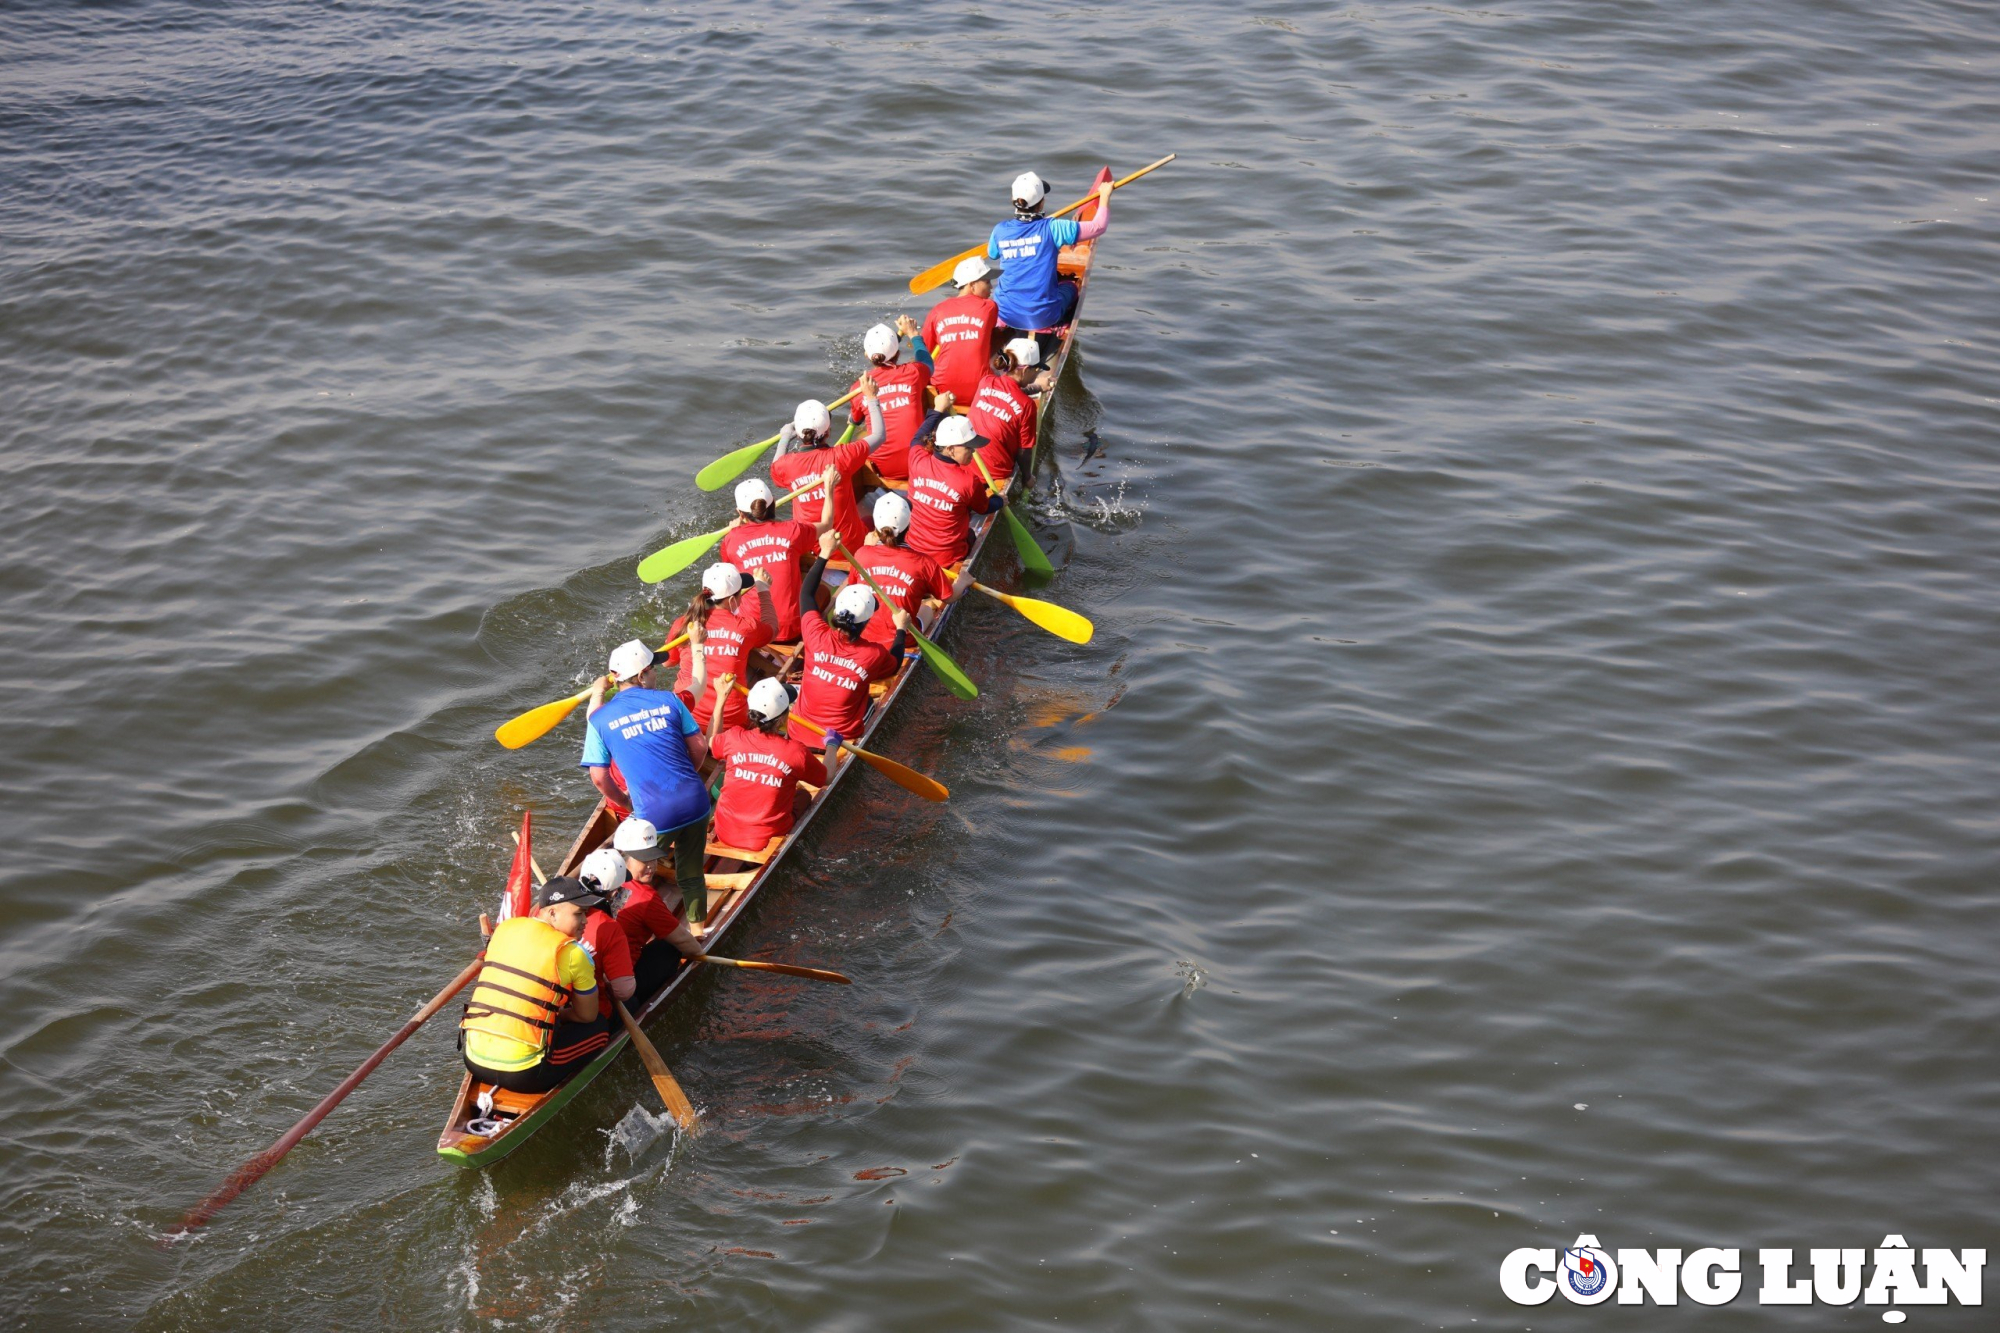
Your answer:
[833,537,979,700]
[973,456,1055,575]
[636,482,809,584]
[695,389,861,492]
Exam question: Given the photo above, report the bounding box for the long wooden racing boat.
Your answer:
[437,166,1117,1166]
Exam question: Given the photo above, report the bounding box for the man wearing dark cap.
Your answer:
[460,877,614,1094]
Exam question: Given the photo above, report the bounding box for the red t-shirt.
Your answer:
[849,361,930,481]
[772,439,872,554]
[710,725,827,850]
[719,518,816,642]
[616,877,683,954]
[582,907,635,995]
[796,610,901,736]
[966,372,1037,487]
[666,601,774,731]
[854,542,952,646]
[905,447,991,567]
[922,293,1001,405]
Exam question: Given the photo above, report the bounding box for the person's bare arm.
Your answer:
[610,974,636,1003]
[707,673,736,748]
[589,767,628,805]
[571,987,600,1022]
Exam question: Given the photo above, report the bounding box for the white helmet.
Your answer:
[1010,171,1048,208]
[935,415,978,450]
[953,255,998,288]
[793,399,832,436]
[872,491,912,536]
[746,677,794,723]
[577,846,628,899]
[734,477,773,512]
[1003,336,1042,370]
[862,322,899,362]
[830,582,877,628]
[702,562,750,600]
[607,639,657,682]
[611,816,663,862]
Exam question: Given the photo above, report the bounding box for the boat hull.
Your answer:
[436,165,1115,1167]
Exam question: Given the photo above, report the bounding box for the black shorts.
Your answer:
[465,1015,612,1094]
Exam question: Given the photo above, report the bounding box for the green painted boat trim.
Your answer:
[437,1030,637,1168]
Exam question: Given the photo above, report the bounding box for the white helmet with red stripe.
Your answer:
[576,847,628,901]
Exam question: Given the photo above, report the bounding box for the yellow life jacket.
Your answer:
[460,916,574,1053]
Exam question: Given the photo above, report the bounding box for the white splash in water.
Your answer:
[1173,959,1208,998]
[607,1104,674,1165]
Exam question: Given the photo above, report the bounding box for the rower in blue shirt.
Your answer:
[988,170,1112,352]
[581,638,715,928]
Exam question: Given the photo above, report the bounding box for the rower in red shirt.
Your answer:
[704,677,829,851]
[847,319,931,482]
[966,335,1050,489]
[854,492,959,648]
[663,562,774,731]
[771,390,881,554]
[718,475,826,644]
[794,528,910,742]
[572,847,639,1012]
[609,817,704,1002]
[922,255,1003,406]
[905,411,1006,568]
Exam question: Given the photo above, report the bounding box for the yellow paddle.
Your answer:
[636,483,810,584]
[968,581,1093,644]
[494,632,690,750]
[695,389,861,492]
[833,537,979,699]
[973,456,1055,575]
[785,709,949,803]
[514,834,697,1130]
[615,998,698,1130]
[906,154,1177,295]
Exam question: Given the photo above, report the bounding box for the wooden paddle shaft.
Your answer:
[170,952,486,1238]
[701,955,852,985]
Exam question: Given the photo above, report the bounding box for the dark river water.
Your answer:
[4,1,1997,1328]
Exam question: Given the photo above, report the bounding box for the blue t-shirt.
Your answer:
[989,216,1081,331]
[580,687,711,833]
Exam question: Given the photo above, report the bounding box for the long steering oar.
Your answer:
[833,537,979,700]
[638,484,811,584]
[784,707,949,802]
[495,631,690,750]
[514,834,697,1130]
[973,456,1055,575]
[168,952,485,1239]
[698,955,852,985]
[968,581,1093,643]
[695,389,861,492]
[907,153,1177,295]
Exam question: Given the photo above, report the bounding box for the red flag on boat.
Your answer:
[502,810,534,920]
